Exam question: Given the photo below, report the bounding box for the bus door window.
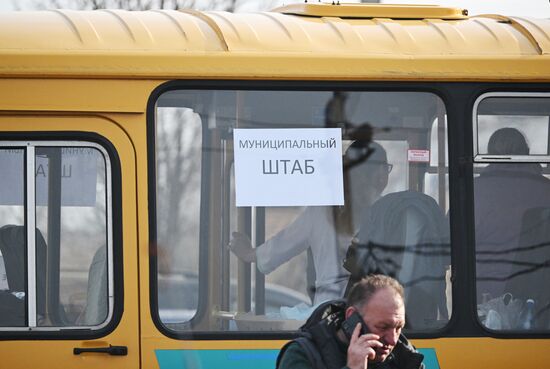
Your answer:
[0,143,112,330]
[35,147,110,327]
[473,93,550,331]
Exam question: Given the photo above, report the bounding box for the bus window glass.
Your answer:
[154,90,451,333]
[474,95,550,331]
[0,148,26,327]
[0,144,110,330]
[155,107,203,326]
[35,147,109,327]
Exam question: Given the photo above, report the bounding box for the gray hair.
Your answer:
[347,274,404,310]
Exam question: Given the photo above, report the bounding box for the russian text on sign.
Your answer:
[233,128,343,207]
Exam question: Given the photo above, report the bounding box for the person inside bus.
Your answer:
[228,140,391,306]
[342,188,450,330]
[475,127,550,327]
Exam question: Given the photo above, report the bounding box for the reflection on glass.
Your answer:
[156,108,203,327]
[475,118,550,330]
[155,90,451,332]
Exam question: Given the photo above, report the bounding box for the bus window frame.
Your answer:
[147,80,455,340]
[471,91,550,336]
[0,131,123,340]
[473,92,550,163]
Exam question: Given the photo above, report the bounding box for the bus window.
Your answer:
[153,89,451,333]
[474,94,550,331]
[0,148,25,326]
[0,143,112,330]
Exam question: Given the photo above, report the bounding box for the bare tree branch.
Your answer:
[28,0,257,11]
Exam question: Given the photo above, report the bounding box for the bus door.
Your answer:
[0,115,139,369]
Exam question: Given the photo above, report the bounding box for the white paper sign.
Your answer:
[234,128,344,207]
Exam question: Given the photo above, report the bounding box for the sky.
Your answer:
[0,0,549,17]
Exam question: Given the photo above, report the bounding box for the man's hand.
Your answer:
[346,323,383,369]
[228,232,256,263]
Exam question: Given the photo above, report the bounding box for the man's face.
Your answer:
[359,288,405,363]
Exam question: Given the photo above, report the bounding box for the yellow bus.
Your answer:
[0,2,549,368]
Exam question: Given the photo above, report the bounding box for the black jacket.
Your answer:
[277,301,424,369]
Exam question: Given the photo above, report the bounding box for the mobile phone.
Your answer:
[341,311,370,340]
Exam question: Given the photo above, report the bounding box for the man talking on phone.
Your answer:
[276,274,424,369]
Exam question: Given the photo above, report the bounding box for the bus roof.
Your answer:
[0,3,549,81]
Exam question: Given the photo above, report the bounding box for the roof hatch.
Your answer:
[273,2,468,20]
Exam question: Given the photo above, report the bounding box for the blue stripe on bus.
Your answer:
[419,348,440,369]
[155,349,278,369]
[155,348,439,369]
